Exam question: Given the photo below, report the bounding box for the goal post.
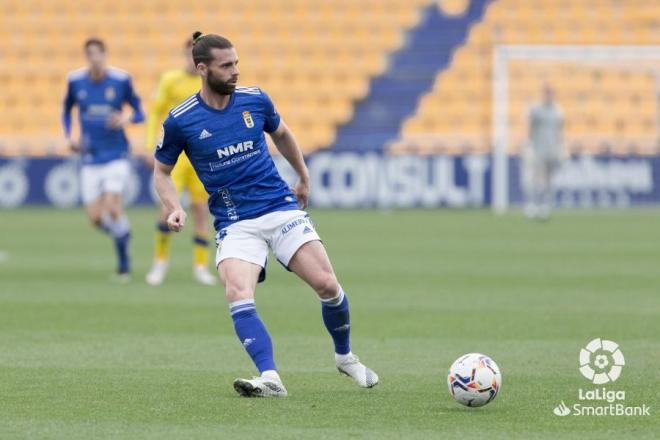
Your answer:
[491,45,660,213]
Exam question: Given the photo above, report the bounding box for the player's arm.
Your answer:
[269,120,310,209]
[261,90,310,208]
[108,77,145,129]
[62,79,79,152]
[154,116,187,231]
[154,160,186,231]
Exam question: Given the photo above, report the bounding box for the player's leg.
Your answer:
[85,198,106,229]
[220,259,277,374]
[272,211,378,388]
[543,158,561,218]
[287,241,378,388]
[189,173,216,285]
[216,224,286,397]
[146,205,171,285]
[537,161,552,220]
[522,148,537,219]
[147,162,186,285]
[81,164,112,232]
[100,160,132,276]
[287,241,347,351]
[80,162,130,277]
[103,191,131,276]
[530,157,548,220]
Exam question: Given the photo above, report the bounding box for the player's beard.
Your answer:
[206,70,236,95]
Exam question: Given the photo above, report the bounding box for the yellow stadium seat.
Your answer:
[0,0,429,155]
[395,0,660,155]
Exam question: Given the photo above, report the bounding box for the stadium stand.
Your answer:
[390,0,660,155]
[330,0,493,151]
[0,0,430,156]
[1,0,658,157]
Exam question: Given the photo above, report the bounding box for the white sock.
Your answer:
[261,370,281,381]
[98,213,113,233]
[335,351,354,364]
[320,286,345,306]
[109,215,130,238]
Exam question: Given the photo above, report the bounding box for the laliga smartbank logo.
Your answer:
[579,338,624,384]
[553,338,650,417]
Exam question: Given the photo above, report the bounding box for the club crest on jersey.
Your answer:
[242,111,254,128]
[105,87,115,101]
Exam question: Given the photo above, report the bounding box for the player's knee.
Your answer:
[313,271,339,300]
[87,211,102,226]
[223,280,254,302]
[107,205,122,221]
[104,195,123,218]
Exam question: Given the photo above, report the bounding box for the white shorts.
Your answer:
[215,209,321,282]
[80,159,131,205]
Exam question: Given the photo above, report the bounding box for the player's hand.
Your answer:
[68,138,80,152]
[292,178,310,209]
[107,112,130,129]
[167,209,187,232]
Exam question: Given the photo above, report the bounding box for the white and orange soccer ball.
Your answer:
[447,353,501,407]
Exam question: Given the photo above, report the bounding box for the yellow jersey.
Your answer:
[146,69,201,151]
[146,69,206,201]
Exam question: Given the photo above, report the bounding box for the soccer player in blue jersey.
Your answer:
[154,32,378,397]
[63,38,145,279]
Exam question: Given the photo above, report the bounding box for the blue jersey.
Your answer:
[155,87,299,231]
[63,67,145,165]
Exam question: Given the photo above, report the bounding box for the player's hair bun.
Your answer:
[192,31,204,43]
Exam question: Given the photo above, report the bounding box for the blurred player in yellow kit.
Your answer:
[145,38,216,286]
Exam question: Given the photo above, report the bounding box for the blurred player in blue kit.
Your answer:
[154,32,378,397]
[62,38,144,280]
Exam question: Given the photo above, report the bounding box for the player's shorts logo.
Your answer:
[242,111,254,128]
[579,338,625,384]
[215,229,228,250]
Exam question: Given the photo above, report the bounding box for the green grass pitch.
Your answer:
[1,208,658,439]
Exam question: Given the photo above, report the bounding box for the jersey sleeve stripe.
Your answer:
[235,86,261,95]
[106,66,130,80]
[67,67,88,81]
[172,100,198,118]
[171,95,197,113]
[172,99,197,115]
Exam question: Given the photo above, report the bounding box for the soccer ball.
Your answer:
[447,353,501,407]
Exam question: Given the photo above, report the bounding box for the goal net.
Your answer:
[491,45,660,213]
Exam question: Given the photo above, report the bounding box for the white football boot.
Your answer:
[336,353,379,388]
[233,373,288,398]
[193,265,218,286]
[146,260,169,286]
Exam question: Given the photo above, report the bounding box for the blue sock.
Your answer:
[114,233,131,274]
[321,288,351,355]
[157,221,170,233]
[108,216,131,274]
[230,299,277,373]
